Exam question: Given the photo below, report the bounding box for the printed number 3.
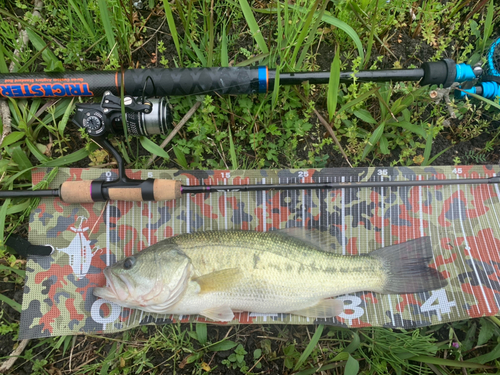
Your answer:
[337,295,364,325]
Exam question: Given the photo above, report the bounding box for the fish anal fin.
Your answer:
[290,299,344,318]
[194,268,241,294]
[200,306,234,322]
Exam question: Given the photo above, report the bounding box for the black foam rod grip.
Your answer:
[0,67,267,98]
[123,67,265,96]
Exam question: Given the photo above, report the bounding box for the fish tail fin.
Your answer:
[370,237,448,294]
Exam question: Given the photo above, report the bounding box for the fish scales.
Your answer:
[94,230,447,321]
[168,230,387,298]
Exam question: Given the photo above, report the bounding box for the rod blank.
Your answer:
[2,176,500,203]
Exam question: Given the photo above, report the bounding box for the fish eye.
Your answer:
[123,257,136,270]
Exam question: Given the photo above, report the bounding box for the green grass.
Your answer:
[1,0,500,373]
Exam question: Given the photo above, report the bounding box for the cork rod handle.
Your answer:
[59,179,182,203]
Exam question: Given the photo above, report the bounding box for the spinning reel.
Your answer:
[72,91,172,137]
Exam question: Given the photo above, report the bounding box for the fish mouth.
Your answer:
[93,267,130,302]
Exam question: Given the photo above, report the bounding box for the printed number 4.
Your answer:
[420,289,456,321]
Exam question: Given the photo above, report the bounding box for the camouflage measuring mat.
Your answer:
[21,166,500,338]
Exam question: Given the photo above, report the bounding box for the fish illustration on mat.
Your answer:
[93,229,447,321]
[57,216,97,279]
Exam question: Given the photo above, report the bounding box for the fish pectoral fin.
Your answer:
[290,299,344,318]
[200,306,234,322]
[194,268,241,294]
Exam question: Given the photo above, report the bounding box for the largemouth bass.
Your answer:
[93,229,447,321]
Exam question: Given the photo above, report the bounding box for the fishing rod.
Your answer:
[0,58,481,99]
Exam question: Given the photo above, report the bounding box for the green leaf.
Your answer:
[362,122,385,160]
[422,124,433,166]
[271,66,280,112]
[482,0,494,54]
[343,332,360,354]
[353,109,377,124]
[162,0,181,62]
[317,14,364,62]
[221,24,228,67]
[39,143,97,168]
[189,39,207,66]
[331,352,349,361]
[327,46,340,121]
[1,132,25,148]
[25,28,64,72]
[228,126,238,170]
[460,90,500,112]
[0,292,21,313]
[290,0,322,68]
[0,43,9,73]
[294,325,324,371]
[139,137,171,160]
[280,4,364,62]
[391,121,426,138]
[97,0,119,62]
[11,145,33,179]
[5,199,31,215]
[25,138,49,163]
[0,264,26,278]
[238,0,269,54]
[253,349,262,359]
[338,87,379,114]
[68,0,95,38]
[58,98,75,137]
[195,323,207,346]
[0,198,10,246]
[478,318,499,346]
[207,340,238,352]
[186,352,203,364]
[344,354,359,375]
[172,146,188,169]
[411,355,492,369]
[467,342,500,365]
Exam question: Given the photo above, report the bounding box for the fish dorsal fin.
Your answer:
[277,227,336,253]
[194,268,241,294]
[200,306,234,321]
[290,299,344,318]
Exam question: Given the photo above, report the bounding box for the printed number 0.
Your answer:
[337,295,364,325]
[91,299,121,324]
